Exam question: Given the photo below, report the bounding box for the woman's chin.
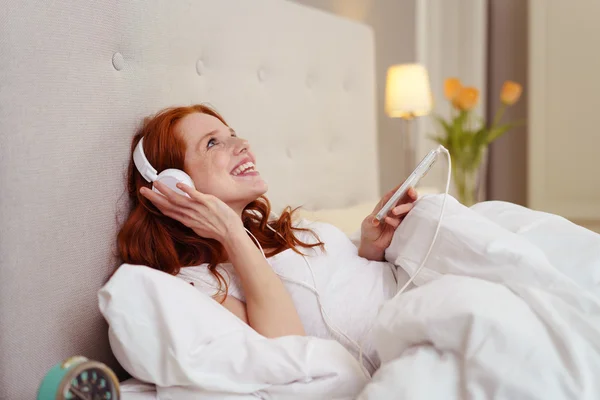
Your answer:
[253,181,269,197]
[246,175,268,193]
[226,174,268,202]
[241,180,268,201]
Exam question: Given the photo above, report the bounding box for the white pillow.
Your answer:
[98,264,367,398]
[294,201,376,236]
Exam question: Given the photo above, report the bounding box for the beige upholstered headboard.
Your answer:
[0,0,378,397]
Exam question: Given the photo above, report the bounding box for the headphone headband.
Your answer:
[133,137,158,183]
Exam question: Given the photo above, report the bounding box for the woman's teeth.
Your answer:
[231,161,256,176]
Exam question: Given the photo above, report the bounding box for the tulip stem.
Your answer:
[452,162,478,206]
[491,104,506,129]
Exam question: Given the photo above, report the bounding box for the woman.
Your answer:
[117,104,416,373]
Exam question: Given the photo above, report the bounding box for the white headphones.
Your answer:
[133,137,195,196]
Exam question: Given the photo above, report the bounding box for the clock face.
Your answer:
[63,367,118,400]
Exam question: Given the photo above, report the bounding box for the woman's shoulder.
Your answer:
[176,264,215,290]
[176,263,245,300]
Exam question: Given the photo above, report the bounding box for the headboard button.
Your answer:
[343,78,352,91]
[112,52,124,71]
[196,59,205,76]
[257,68,267,82]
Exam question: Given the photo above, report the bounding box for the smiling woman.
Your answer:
[116,103,417,361]
[116,104,328,338]
[117,104,324,280]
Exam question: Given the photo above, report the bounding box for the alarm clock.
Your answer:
[37,355,120,400]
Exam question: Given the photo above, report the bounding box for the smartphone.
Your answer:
[375,146,443,222]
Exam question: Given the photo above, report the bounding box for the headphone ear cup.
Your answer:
[152,169,195,197]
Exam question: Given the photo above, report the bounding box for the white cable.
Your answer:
[245,227,267,258]
[357,145,452,370]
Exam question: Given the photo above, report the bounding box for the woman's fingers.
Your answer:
[385,202,414,229]
[392,202,413,216]
[140,186,174,210]
[175,182,208,204]
[408,187,418,201]
[140,185,191,220]
[142,189,190,222]
[398,187,418,204]
[153,181,195,210]
[384,216,401,229]
[381,186,418,207]
[157,203,189,222]
[377,201,414,230]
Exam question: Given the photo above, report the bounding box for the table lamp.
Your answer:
[385,63,433,175]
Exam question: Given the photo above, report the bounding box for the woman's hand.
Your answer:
[140,181,243,243]
[358,186,418,261]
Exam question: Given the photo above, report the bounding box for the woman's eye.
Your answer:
[207,138,217,148]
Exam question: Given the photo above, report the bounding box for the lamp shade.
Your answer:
[385,64,432,118]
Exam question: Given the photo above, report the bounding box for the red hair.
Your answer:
[116,104,323,298]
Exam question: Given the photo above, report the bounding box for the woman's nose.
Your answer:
[232,137,249,154]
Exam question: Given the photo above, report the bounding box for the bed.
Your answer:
[0,0,379,398]
[6,1,600,399]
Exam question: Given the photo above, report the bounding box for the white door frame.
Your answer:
[528,0,600,224]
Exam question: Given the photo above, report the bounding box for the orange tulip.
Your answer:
[455,87,479,111]
[444,78,462,101]
[500,81,522,105]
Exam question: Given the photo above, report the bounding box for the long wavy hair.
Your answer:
[116,104,323,298]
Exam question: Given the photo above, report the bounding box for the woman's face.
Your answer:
[177,112,268,209]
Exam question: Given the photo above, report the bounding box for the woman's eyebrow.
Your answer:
[195,128,235,150]
[196,129,218,151]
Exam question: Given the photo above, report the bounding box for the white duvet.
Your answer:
[359,195,600,400]
[101,195,600,399]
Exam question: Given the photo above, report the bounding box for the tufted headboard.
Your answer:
[0,0,378,397]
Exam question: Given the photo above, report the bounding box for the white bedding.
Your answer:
[120,378,157,400]
[359,195,600,399]
[103,195,600,399]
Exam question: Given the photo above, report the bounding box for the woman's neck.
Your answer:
[227,201,247,219]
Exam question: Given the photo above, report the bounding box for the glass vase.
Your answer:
[451,162,480,207]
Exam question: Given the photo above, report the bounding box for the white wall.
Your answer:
[529,0,600,230]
